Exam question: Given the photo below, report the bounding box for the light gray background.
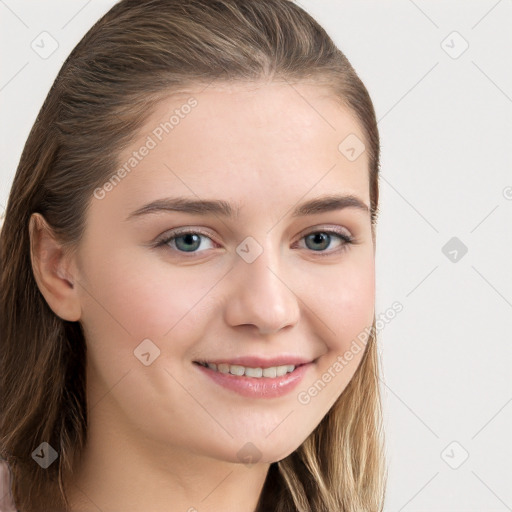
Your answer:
[1,1,511,510]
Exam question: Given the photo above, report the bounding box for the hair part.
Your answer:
[0,1,385,510]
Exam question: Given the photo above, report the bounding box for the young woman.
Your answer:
[0,0,386,510]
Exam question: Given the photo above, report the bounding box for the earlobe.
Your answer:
[28,213,82,322]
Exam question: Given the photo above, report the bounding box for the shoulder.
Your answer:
[0,460,17,512]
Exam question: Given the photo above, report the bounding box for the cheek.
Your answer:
[79,249,218,351]
[290,256,375,422]
[308,256,374,392]
[318,255,375,344]
[298,264,374,409]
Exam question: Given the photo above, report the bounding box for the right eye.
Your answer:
[155,229,218,255]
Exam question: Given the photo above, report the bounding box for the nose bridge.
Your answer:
[225,234,300,334]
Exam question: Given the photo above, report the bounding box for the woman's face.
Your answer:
[70,81,375,464]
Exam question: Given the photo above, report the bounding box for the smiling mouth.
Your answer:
[194,361,305,378]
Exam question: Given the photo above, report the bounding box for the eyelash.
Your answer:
[154,227,355,257]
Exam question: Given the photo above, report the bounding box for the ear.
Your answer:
[28,213,82,322]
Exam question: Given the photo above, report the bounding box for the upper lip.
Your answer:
[194,355,315,368]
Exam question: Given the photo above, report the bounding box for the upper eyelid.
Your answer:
[157,225,352,243]
[296,224,352,238]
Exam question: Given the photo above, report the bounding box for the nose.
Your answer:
[224,241,300,335]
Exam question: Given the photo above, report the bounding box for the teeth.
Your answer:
[201,362,296,378]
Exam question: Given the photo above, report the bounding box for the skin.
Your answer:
[29,81,375,512]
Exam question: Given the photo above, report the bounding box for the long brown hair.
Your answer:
[0,0,386,510]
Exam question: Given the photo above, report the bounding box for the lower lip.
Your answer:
[194,362,313,398]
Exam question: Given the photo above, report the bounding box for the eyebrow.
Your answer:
[125,194,370,221]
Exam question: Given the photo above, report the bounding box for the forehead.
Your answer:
[99,81,370,216]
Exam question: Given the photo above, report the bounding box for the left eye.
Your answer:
[297,230,353,253]
[155,228,353,255]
